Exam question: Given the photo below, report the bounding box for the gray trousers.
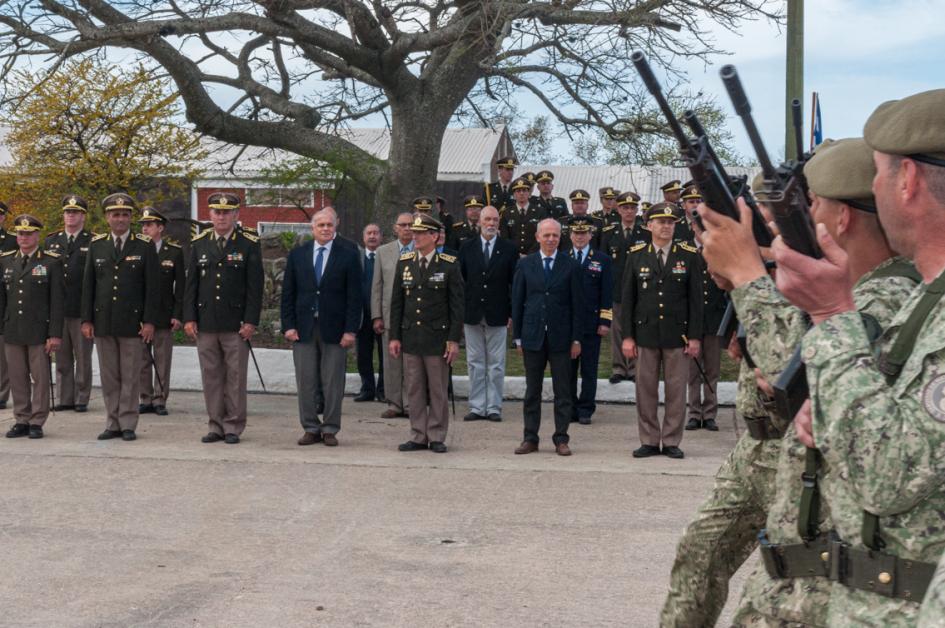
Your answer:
[381,329,405,412]
[687,335,722,421]
[293,321,346,435]
[464,322,507,416]
[609,303,635,378]
[636,346,688,448]
[56,317,93,406]
[0,334,9,404]
[139,328,173,406]
[6,343,49,426]
[404,353,449,444]
[97,336,144,432]
[196,332,248,436]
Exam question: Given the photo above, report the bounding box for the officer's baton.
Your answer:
[146,342,165,398]
[448,365,456,418]
[682,335,713,393]
[246,339,267,392]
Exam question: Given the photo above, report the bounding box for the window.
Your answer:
[257,221,312,236]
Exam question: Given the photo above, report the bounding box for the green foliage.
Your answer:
[279,230,298,251]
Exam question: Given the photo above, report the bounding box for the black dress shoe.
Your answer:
[429,441,448,453]
[75,404,88,413]
[608,374,625,384]
[398,441,427,452]
[662,446,685,459]
[54,404,75,411]
[685,417,703,431]
[224,434,240,444]
[154,405,169,416]
[0,401,7,409]
[28,425,44,439]
[98,430,122,440]
[703,418,719,431]
[121,430,136,441]
[201,432,223,443]
[353,391,375,402]
[463,412,486,422]
[138,403,155,414]
[487,413,502,422]
[6,423,29,438]
[632,444,661,458]
[578,416,592,425]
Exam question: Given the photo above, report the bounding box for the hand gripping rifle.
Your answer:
[720,66,821,422]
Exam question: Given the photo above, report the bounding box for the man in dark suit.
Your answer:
[282,208,362,447]
[354,223,384,403]
[511,218,583,456]
[459,205,517,422]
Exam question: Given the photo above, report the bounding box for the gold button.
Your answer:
[416,321,421,326]
[878,572,892,585]
[659,315,663,320]
[820,552,829,562]
[216,296,220,300]
[112,297,117,301]
[659,303,664,308]
[416,309,421,313]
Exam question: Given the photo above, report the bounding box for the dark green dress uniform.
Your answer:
[389,218,464,450]
[447,219,480,251]
[534,195,569,221]
[500,201,544,257]
[0,204,19,410]
[0,216,64,437]
[484,181,516,213]
[559,213,603,252]
[44,198,96,410]
[183,203,264,441]
[686,251,728,430]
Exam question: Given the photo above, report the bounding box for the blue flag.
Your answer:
[810,92,823,151]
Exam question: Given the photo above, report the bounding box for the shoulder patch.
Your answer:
[41,250,61,258]
[135,233,151,242]
[677,242,698,253]
[437,253,457,263]
[399,252,415,261]
[629,243,647,253]
[0,250,16,257]
[91,233,108,242]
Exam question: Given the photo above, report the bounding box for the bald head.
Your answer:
[536,218,561,256]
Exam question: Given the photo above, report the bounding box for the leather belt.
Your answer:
[758,530,830,579]
[743,415,783,440]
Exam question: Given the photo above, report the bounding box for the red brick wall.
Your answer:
[195,187,331,228]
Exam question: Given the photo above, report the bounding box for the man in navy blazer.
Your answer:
[511,218,583,456]
[281,208,361,447]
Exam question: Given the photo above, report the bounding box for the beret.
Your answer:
[804,138,876,205]
[864,89,945,164]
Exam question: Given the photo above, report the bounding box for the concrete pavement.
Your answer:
[0,390,755,627]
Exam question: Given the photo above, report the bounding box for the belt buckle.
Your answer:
[800,471,817,489]
[827,531,847,583]
[758,529,786,578]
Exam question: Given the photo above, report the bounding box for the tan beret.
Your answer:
[803,138,876,207]
[864,89,945,164]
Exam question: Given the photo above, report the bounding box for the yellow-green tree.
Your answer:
[0,58,205,232]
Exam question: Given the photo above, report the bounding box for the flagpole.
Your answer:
[810,92,817,152]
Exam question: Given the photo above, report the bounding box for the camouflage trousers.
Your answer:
[919,556,945,628]
[660,433,780,627]
[729,564,831,627]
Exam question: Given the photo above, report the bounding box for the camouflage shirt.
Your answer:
[919,554,945,628]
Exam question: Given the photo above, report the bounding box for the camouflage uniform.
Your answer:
[729,259,920,627]
[919,554,945,628]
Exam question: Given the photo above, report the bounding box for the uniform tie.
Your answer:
[575,249,583,265]
[217,236,226,252]
[657,248,665,272]
[20,253,28,270]
[625,227,632,240]
[68,234,75,253]
[114,236,122,257]
[420,256,428,273]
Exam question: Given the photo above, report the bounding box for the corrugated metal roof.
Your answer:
[197,126,508,179]
[520,164,761,213]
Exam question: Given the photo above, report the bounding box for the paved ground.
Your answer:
[1,390,755,627]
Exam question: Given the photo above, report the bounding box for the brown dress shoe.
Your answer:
[298,432,322,446]
[322,433,338,447]
[555,442,572,456]
[514,441,539,455]
[381,408,407,419]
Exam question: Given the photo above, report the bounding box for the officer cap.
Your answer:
[12,214,42,232]
[660,180,683,193]
[683,179,695,189]
[599,186,618,199]
[864,89,945,165]
[645,202,679,222]
[641,201,653,213]
[616,191,641,206]
[138,206,168,224]
[681,185,702,201]
[569,189,590,202]
[496,155,518,169]
[510,177,531,192]
[803,138,876,211]
[463,195,485,209]
[102,192,136,213]
[523,171,536,183]
[207,192,241,212]
[61,195,89,213]
[568,215,595,233]
[412,196,434,213]
[409,213,442,233]
[536,170,555,183]
[435,196,446,206]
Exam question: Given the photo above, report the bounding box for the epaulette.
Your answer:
[453,221,464,228]
[42,249,61,258]
[135,233,151,242]
[629,243,647,253]
[677,242,698,253]
[91,233,109,242]
[166,240,182,249]
[437,253,457,263]
[0,250,16,257]
[241,231,259,243]
[599,308,613,321]
[399,251,415,261]
[192,230,212,241]
[602,224,615,232]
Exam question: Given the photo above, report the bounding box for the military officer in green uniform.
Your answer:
[447,195,482,251]
[433,196,453,240]
[532,170,569,221]
[621,202,702,459]
[559,189,603,252]
[500,178,544,256]
[1,215,63,439]
[0,200,20,410]
[389,214,464,454]
[184,192,263,445]
[137,207,184,416]
[659,179,693,243]
[45,195,96,413]
[483,155,518,213]
[81,193,160,441]
[595,186,622,227]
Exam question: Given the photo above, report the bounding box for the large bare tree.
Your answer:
[0,1,778,216]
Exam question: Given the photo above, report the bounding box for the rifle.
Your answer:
[246,339,267,392]
[683,335,713,393]
[146,342,165,399]
[448,365,456,418]
[631,51,773,248]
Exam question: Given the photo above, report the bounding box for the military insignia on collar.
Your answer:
[922,374,945,423]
